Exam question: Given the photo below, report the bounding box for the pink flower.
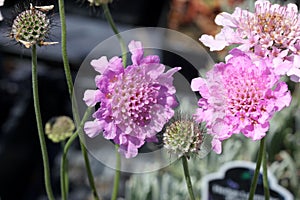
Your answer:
[191,49,291,154]
[83,40,181,158]
[200,0,300,82]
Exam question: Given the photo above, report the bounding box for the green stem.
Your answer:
[82,141,100,199]
[248,137,266,200]
[182,156,196,200]
[58,1,100,199]
[60,140,69,200]
[102,5,126,200]
[58,0,80,125]
[60,133,77,200]
[60,107,94,200]
[111,145,121,200]
[102,3,127,66]
[262,139,270,200]
[58,0,74,99]
[31,45,55,200]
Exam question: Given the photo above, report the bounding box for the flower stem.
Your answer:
[102,3,127,66]
[101,4,125,200]
[262,139,270,200]
[182,156,196,200]
[111,145,121,200]
[60,107,94,200]
[248,137,266,200]
[58,0,100,199]
[60,134,76,200]
[58,0,73,98]
[31,44,55,200]
[82,141,100,199]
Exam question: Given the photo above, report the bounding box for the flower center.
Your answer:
[252,3,300,48]
[257,14,295,46]
[111,68,159,128]
[127,83,158,126]
[225,71,266,124]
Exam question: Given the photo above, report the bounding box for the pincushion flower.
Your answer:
[191,49,291,154]
[199,0,300,82]
[0,0,4,21]
[83,40,181,158]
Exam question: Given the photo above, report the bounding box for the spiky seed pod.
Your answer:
[45,116,75,143]
[10,3,57,48]
[163,116,204,158]
[87,0,112,6]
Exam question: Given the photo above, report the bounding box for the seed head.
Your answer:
[10,3,57,48]
[163,115,204,157]
[45,116,75,143]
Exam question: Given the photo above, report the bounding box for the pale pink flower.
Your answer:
[191,49,291,154]
[83,40,180,158]
[200,0,300,82]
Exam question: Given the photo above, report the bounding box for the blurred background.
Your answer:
[0,0,300,199]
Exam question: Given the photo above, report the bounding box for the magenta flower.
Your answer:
[200,0,300,82]
[83,40,180,158]
[191,49,291,154]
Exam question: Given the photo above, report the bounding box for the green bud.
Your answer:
[163,116,204,157]
[45,116,75,143]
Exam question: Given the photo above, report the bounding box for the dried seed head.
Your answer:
[45,116,75,143]
[163,115,204,157]
[10,3,57,48]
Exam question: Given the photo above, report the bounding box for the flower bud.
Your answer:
[163,115,204,157]
[45,116,75,143]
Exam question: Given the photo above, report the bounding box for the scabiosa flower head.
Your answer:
[10,3,57,48]
[45,116,75,143]
[163,114,204,157]
[83,40,181,158]
[200,0,300,82]
[0,0,4,21]
[191,49,291,154]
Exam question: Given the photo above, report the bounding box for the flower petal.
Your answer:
[120,142,138,159]
[215,12,236,27]
[199,34,228,51]
[211,137,222,154]
[141,55,160,64]
[84,120,104,138]
[83,89,101,106]
[128,40,143,65]
[91,56,109,74]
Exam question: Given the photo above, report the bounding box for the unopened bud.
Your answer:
[45,116,75,143]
